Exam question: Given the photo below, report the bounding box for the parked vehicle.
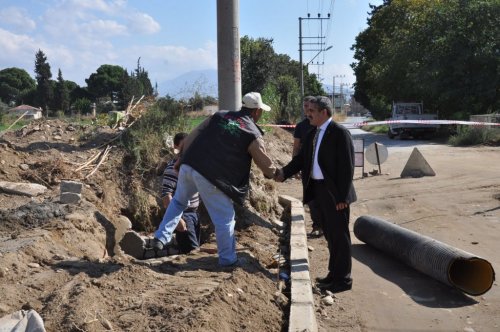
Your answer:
[388,102,439,139]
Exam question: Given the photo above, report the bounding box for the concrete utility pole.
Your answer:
[217,0,241,111]
[332,74,345,112]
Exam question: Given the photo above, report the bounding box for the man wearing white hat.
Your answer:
[152,92,277,266]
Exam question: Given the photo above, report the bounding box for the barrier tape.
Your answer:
[261,119,500,128]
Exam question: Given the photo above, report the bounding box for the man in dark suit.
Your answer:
[275,95,357,293]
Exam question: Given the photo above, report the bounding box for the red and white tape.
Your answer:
[261,119,500,128]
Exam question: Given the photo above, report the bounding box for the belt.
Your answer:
[310,178,325,183]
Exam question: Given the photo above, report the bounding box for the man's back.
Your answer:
[182,110,262,205]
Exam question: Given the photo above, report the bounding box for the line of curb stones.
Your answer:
[279,195,318,332]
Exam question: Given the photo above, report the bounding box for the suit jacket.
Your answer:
[283,120,357,205]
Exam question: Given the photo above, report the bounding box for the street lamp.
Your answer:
[306,45,333,66]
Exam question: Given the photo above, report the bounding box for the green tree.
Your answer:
[54,69,70,112]
[0,67,36,105]
[188,92,204,111]
[121,58,155,103]
[121,75,143,105]
[34,49,53,115]
[240,35,325,122]
[64,80,79,108]
[351,0,499,120]
[240,36,275,94]
[275,75,301,121]
[203,95,218,105]
[86,64,128,103]
[70,86,92,105]
[134,57,154,96]
[73,98,92,114]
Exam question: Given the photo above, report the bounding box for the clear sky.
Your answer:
[0,0,382,95]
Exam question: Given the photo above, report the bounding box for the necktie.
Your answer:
[311,128,320,177]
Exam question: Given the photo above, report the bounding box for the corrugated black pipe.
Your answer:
[354,215,495,296]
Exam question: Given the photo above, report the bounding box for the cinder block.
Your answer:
[60,180,83,194]
[60,192,81,204]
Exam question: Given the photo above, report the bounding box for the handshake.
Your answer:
[273,168,285,182]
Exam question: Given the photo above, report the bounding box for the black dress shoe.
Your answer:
[322,282,352,293]
[315,273,334,285]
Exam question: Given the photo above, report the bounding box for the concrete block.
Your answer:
[60,180,83,194]
[290,235,307,249]
[291,279,314,304]
[289,303,318,332]
[290,244,309,262]
[60,192,81,204]
[290,221,307,235]
[290,263,311,280]
[290,211,305,223]
[278,195,300,206]
[119,231,146,259]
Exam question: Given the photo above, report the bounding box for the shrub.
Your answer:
[73,98,92,114]
[448,125,499,146]
[120,97,190,173]
[362,124,389,134]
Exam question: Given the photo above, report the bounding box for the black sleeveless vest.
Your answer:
[182,110,263,205]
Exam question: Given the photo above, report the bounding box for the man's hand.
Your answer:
[175,218,187,232]
[162,193,173,209]
[274,169,285,182]
[336,202,348,210]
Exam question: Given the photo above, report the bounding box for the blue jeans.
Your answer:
[154,165,237,266]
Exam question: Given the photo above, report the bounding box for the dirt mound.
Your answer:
[0,117,295,331]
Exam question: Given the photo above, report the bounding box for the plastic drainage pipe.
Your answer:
[353,215,495,296]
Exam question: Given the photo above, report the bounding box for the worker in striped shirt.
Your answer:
[161,132,200,253]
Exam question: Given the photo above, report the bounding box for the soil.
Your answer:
[0,119,292,332]
[1,118,499,332]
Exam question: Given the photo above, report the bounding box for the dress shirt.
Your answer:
[311,118,332,179]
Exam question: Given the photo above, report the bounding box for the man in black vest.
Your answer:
[152,92,278,266]
[276,96,357,293]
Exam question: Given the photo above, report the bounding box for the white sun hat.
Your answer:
[242,92,271,112]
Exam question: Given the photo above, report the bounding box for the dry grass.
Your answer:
[185,110,213,118]
[333,112,347,122]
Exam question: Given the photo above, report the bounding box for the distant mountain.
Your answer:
[157,70,350,100]
[157,69,218,98]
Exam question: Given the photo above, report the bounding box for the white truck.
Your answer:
[387,102,439,139]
